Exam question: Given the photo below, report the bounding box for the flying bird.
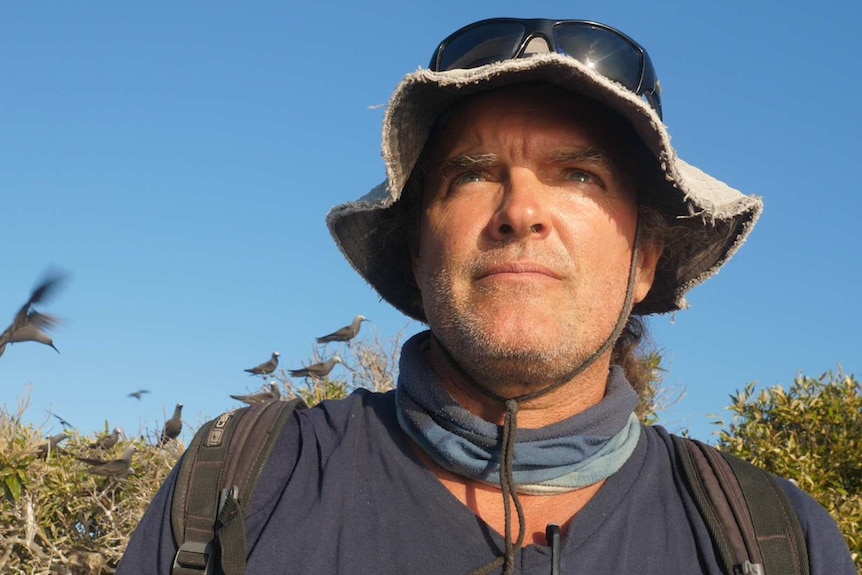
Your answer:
[48,411,74,429]
[0,271,67,359]
[230,382,281,405]
[35,431,69,458]
[90,427,123,450]
[127,389,151,400]
[5,312,61,353]
[244,352,280,376]
[288,356,344,379]
[77,446,137,479]
[316,315,368,344]
[160,403,183,445]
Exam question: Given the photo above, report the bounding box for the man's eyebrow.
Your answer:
[434,148,614,179]
[550,148,611,165]
[438,153,499,178]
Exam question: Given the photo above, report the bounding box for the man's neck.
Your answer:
[426,337,611,429]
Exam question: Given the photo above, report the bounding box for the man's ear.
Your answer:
[633,240,663,304]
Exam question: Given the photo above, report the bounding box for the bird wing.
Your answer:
[26,311,60,330]
[246,357,277,374]
[307,363,325,376]
[83,448,135,476]
[230,391,266,404]
[317,329,342,342]
[50,412,73,428]
[8,273,67,330]
[28,273,67,306]
[100,436,118,450]
[77,455,109,466]
[9,300,32,333]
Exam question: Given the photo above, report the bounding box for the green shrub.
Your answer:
[0,406,180,573]
[716,369,861,569]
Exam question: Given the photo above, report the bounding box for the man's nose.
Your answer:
[487,170,552,241]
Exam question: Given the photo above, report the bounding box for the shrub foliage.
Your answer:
[716,369,861,569]
[0,408,182,573]
[0,334,401,573]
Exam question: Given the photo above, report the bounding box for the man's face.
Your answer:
[412,84,662,392]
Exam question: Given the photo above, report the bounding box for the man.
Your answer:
[119,18,854,574]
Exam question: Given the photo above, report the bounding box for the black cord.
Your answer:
[454,221,644,575]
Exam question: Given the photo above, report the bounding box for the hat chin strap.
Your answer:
[434,221,643,575]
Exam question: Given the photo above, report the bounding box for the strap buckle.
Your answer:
[739,561,764,575]
[173,541,213,574]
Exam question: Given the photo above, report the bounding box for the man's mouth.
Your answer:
[477,261,562,280]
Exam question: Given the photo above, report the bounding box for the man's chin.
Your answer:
[434,323,590,392]
[465,334,576,371]
[465,351,584,396]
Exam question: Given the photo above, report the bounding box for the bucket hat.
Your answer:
[326,30,762,321]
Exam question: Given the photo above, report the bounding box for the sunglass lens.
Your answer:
[553,24,642,93]
[437,21,526,71]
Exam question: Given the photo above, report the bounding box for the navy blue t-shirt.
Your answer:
[118,389,855,574]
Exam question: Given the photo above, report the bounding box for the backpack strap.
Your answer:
[672,435,810,575]
[171,397,307,575]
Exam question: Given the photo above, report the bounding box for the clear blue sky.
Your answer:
[2,1,859,444]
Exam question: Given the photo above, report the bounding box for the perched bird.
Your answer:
[35,431,69,457]
[0,271,67,359]
[244,352,280,376]
[127,389,151,400]
[160,403,183,444]
[316,315,368,344]
[230,382,281,405]
[77,446,136,479]
[289,356,344,379]
[90,427,123,450]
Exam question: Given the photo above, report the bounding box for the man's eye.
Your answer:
[566,170,594,183]
[565,169,607,191]
[452,171,485,185]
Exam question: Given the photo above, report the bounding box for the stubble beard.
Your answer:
[421,261,605,397]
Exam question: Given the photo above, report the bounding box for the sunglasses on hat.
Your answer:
[429,18,663,120]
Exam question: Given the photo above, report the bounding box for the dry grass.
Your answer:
[0,394,181,574]
[0,332,404,574]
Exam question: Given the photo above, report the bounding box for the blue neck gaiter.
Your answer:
[395,331,641,495]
